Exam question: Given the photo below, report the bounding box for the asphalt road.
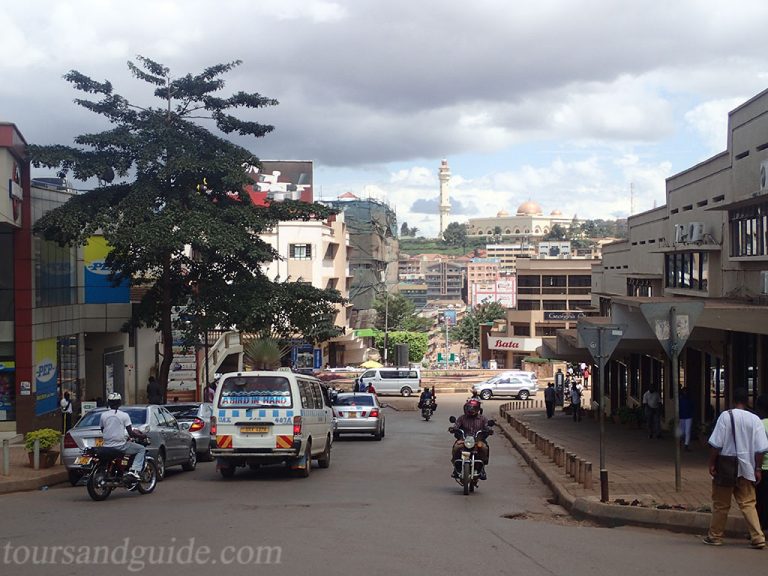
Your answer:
[0,394,765,575]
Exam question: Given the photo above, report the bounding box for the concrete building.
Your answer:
[482,257,597,370]
[425,260,466,304]
[547,88,768,429]
[484,244,536,274]
[398,282,428,310]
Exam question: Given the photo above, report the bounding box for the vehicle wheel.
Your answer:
[469,480,475,493]
[480,389,493,400]
[68,470,83,486]
[296,442,312,478]
[462,462,470,496]
[200,444,214,462]
[86,467,112,501]
[219,466,236,479]
[182,443,197,471]
[381,424,385,438]
[333,431,340,440]
[373,426,383,441]
[137,460,158,494]
[400,386,412,397]
[155,449,166,481]
[517,390,530,401]
[317,438,332,469]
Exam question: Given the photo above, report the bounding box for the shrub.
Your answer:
[25,428,62,452]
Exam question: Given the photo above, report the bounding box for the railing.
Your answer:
[499,402,593,490]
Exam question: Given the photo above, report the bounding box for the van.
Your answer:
[357,368,421,397]
[210,371,333,479]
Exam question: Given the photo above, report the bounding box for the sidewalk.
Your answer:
[496,401,752,536]
[0,443,69,495]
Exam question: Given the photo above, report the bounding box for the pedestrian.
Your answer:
[678,387,694,451]
[703,387,768,548]
[204,381,216,403]
[544,382,556,419]
[554,368,565,407]
[642,385,662,439]
[366,383,377,394]
[146,375,162,404]
[755,393,768,533]
[60,390,73,432]
[582,366,590,390]
[570,381,582,422]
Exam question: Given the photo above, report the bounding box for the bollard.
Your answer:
[554,446,563,466]
[564,452,571,475]
[577,459,585,483]
[584,462,593,489]
[2,439,9,476]
[60,435,65,465]
[567,453,575,477]
[33,438,40,470]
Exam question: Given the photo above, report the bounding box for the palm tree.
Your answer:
[243,338,286,370]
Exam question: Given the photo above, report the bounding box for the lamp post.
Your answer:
[384,289,389,366]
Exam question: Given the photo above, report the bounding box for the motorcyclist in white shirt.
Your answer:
[99,392,147,481]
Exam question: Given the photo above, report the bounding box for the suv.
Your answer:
[472,372,538,400]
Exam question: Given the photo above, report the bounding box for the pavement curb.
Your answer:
[496,414,749,537]
[0,470,69,495]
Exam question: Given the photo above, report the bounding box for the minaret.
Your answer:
[438,159,452,237]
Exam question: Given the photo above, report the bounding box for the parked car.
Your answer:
[331,392,385,440]
[164,402,214,461]
[63,405,197,485]
[472,373,539,400]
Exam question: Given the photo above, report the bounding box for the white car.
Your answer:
[472,372,538,400]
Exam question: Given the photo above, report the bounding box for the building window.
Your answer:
[543,300,567,311]
[513,325,531,336]
[34,238,76,307]
[535,325,559,336]
[664,252,708,290]
[289,244,312,260]
[730,202,768,257]
[517,300,541,311]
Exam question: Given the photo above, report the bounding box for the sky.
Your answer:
[4,0,768,238]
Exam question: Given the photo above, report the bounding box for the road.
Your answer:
[0,394,764,575]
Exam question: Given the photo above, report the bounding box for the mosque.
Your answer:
[466,201,574,242]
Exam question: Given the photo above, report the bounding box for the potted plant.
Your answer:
[25,428,62,468]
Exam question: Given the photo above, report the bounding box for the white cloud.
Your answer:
[684,97,746,155]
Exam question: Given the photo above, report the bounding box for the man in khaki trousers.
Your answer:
[703,387,768,548]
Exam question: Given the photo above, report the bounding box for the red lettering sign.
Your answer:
[494,339,520,349]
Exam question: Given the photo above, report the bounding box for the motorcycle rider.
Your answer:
[449,398,491,480]
[418,387,436,412]
[99,392,147,482]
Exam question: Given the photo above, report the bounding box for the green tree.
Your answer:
[400,222,409,237]
[450,301,507,348]
[374,331,428,364]
[30,56,339,400]
[373,292,430,332]
[543,223,568,241]
[442,221,467,247]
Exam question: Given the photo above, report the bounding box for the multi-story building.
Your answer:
[482,257,596,370]
[546,88,768,426]
[398,282,428,310]
[466,258,501,286]
[321,194,398,319]
[484,243,536,274]
[425,260,467,304]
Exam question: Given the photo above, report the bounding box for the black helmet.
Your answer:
[464,398,481,416]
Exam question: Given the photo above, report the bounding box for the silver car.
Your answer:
[331,393,385,440]
[472,373,539,400]
[63,405,197,485]
[164,403,214,461]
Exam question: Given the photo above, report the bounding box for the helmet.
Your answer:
[464,399,481,417]
[107,392,122,408]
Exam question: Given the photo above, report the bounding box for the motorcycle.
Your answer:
[75,437,157,501]
[420,399,436,421]
[449,416,495,495]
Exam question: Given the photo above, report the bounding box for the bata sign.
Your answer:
[486,336,541,351]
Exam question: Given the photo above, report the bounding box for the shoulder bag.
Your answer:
[714,410,739,487]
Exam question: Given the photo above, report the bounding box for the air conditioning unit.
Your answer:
[761,160,768,191]
[674,223,688,243]
[761,271,768,295]
[689,222,706,243]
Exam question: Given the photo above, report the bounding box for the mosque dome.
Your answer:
[516,201,543,216]
[550,209,562,216]
[497,209,509,217]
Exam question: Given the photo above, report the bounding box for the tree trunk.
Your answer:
[158,258,174,403]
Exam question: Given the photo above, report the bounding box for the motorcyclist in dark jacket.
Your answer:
[418,387,436,411]
[449,399,491,479]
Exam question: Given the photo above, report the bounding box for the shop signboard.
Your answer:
[34,339,59,416]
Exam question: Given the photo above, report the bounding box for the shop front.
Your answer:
[486,335,543,370]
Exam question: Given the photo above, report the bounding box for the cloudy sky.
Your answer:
[4,0,768,237]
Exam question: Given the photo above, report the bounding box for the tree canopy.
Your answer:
[450,301,507,348]
[30,56,342,397]
[373,292,430,332]
[442,221,467,247]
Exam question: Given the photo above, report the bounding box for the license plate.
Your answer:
[461,451,470,460]
[240,425,269,434]
[74,456,92,465]
[347,412,357,419]
[95,438,103,447]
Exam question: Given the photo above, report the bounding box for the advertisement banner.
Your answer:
[84,236,130,304]
[0,361,15,421]
[34,339,59,416]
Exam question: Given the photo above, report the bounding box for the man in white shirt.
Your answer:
[60,391,73,432]
[642,385,662,439]
[703,387,768,548]
[99,392,147,481]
